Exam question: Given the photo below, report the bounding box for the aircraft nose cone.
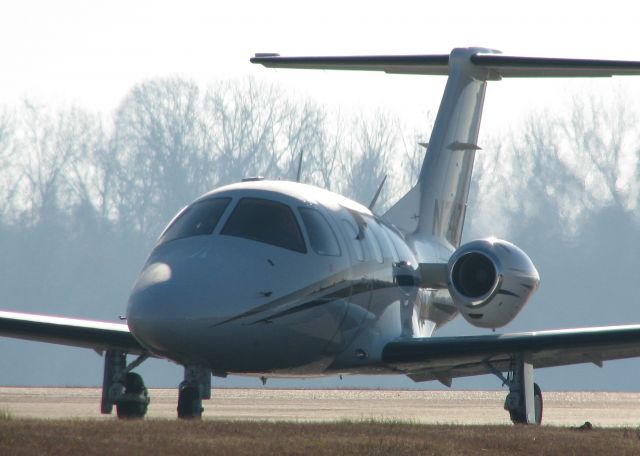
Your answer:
[126,239,224,356]
[125,236,278,357]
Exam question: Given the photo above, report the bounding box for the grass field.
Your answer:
[0,418,639,455]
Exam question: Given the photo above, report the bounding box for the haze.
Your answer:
[0,1,638,391]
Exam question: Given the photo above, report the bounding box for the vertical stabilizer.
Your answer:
[414,48,498,249]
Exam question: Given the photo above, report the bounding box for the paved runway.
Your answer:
[0,387,638,427]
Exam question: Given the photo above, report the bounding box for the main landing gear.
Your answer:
[489,356,543,425]
[101,349,150,419]
[101,350,213,420]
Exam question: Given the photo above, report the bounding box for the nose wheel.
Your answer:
[176,365,211,419]
[177,385,204,419]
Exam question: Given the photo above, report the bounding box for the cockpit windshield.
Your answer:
[157,198,231,245]
[221,198,306,253]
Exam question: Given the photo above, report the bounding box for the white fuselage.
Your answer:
[126,180,455,377]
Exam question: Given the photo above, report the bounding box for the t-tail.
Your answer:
[252,48,640,255]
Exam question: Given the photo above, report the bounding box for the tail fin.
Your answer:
[252,48,640,248]
[339,46,497,248]
[413,47,494,248]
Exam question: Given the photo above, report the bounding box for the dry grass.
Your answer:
[1,419,639,456]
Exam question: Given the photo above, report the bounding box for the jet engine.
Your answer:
[447,238,540,328]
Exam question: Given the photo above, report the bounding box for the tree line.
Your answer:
[0,77,636,318]
[0,78,421,244]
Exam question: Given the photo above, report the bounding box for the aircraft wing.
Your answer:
[0,310,147,355]
[382,325,640,384]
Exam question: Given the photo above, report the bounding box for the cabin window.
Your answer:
[361,219,383,263]
[340,219,365,261]
[299,207,341,256]
[367,218,395,261]
[377,224,399,262]
[383,224,415,264]
[158,197,231,244]
[222,198,306,253]
[345,210,383,263]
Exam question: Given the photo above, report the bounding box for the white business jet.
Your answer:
[2,48,640,424]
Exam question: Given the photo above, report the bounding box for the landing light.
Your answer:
[133,262,172,291]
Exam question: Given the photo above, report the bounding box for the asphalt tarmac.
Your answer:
[0,387,638,427]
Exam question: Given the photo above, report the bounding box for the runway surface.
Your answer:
[0,387,638,426]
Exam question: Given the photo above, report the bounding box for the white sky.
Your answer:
[2,0,640,134]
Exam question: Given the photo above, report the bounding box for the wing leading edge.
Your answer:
[0,310,147,355]
[383,324,640,383]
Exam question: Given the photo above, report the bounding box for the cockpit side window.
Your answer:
[299,207,341,256]
[221,198,307,253]
[158,197,231,245]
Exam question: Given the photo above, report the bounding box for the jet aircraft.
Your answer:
[2,47,640,424]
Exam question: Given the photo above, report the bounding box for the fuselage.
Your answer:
[127,180,457,377]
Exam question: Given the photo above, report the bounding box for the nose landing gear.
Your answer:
[177,365,211,419]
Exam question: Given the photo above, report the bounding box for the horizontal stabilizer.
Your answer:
[251,54,450,75]
[252,52,640,79]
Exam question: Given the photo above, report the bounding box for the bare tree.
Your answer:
[342,112,398,208]
[0,109,18,223]
[306,112,347,192]
[202,78,326,186]
[111,78,208,238]
[470,91,640,242]
[15,102,99,227]
[562,94,639,215]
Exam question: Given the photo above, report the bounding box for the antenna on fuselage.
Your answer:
[368,174,387,211]
[295,148,304,183]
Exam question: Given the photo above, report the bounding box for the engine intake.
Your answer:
[451,252,497,298]
[448,238,539,328]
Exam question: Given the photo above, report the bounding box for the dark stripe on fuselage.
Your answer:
[254,278,398,323]
[210,261,397,327]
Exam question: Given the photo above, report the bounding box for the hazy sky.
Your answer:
[2,0,640,132]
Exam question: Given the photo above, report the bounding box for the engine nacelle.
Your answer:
[447,238,540,328]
